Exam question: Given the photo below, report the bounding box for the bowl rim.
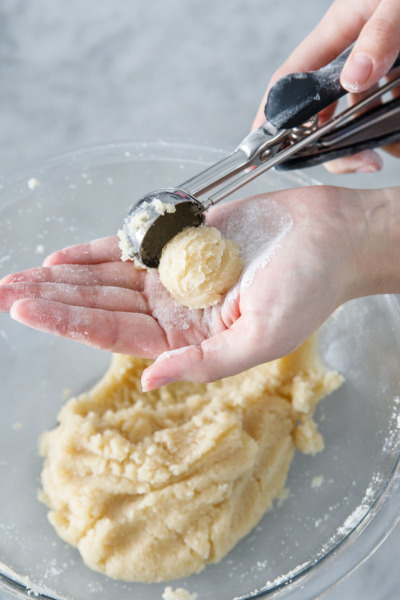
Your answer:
[0,139,399,600]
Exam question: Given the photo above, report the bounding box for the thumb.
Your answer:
[141,317,271,391]
[341,0,400,92]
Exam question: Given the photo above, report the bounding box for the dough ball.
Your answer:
[158,226,243,309]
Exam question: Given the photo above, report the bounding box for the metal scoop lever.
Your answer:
[123,45,400,268]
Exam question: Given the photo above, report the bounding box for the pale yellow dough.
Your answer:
[162,587,198,600]
[39,337,343,582]
[158,225,243,309]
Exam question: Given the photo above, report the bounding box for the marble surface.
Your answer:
[0,0,398,598]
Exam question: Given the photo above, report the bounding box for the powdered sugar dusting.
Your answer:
[264,561,309,590]
[336,474,382,536]
[216,197,293,300]
[144,270,211,336]
[153,345,196,364]
[382,396,400,453]
[232,561,309,600]
[131,198,292,337]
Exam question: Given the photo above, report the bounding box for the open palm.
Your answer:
[0,186,364,389]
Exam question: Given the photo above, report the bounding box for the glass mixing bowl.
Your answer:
[0,141,399,600]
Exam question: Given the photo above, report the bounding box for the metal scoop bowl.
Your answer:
[123,189,204,268]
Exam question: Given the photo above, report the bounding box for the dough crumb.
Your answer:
[311,475,324,488]
[158,225,243,309]
[27,177,39,190]
[295,417,325,455]
[277,487,290,507]
[151,198,177,216]
[162,587,198,600]
[118,228,134,262]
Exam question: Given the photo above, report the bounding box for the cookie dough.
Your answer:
[158,225,243,309]
[162,587,197,600]
[39,336,343,582]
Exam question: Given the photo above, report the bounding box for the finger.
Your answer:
[381,70,400,157]
[10,298,168,357]
[341,0,400,92]
[43,236,121,266]
[0,282,149,313]
[320,83,385,173]
[141,316,281,390]
[323,149,383,174]
[382,71,400,156]
[383,141,400,157]
[346,82,383,115]
[253,88,339,131]
[271,2,369,82]
[317,102,339,125]
[387,67,400,100]
[252,90,272,130]
[0,262,145,289]
[253,0,373,129]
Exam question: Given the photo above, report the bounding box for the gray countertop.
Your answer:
[0,0,398,598]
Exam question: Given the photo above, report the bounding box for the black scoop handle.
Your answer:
[265,44,400,130]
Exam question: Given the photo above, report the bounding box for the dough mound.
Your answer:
[39,337,343,582]
[158,225,243,309]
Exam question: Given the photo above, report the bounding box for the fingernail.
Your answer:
[0,275,13,284]
[341,54,373,92]
[142,376,176,392]
[9,303,22,321]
